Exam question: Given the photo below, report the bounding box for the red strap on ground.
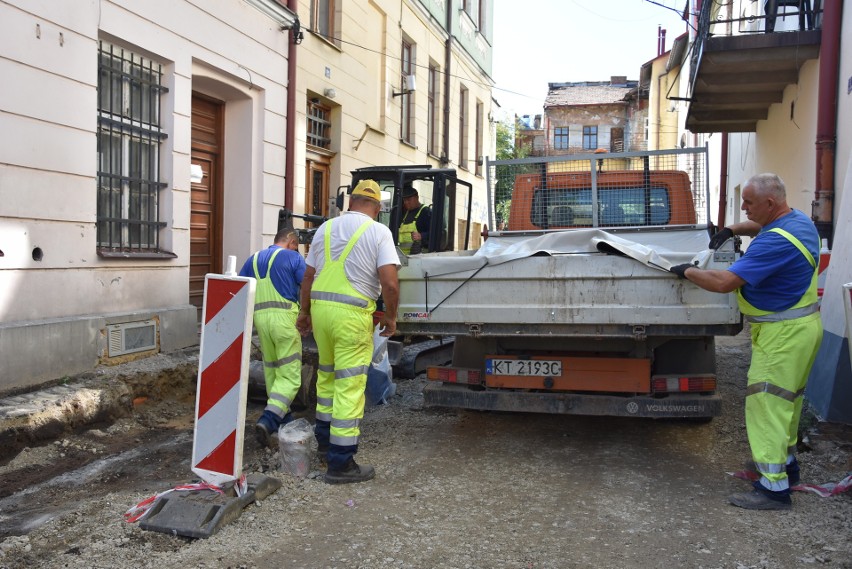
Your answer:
[123,482,225,523]
[728,470,852,498]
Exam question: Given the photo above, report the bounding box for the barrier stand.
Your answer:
[845,282,852,372]
[132,256,282,539]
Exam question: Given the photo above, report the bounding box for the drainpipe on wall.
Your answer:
[812,0,842,246]
[693,0,702,37]
[656,72,664,151]
[284,0,299,210]
[441,2,452,166]
[718,132,728,227]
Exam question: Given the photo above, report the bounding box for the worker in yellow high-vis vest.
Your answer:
[296,179,400,484]
[397,185,431,255]
[671,173,823,511]
[239,229,306,447]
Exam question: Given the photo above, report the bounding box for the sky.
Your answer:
[491,0,692,121]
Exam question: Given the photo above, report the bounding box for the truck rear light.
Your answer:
[427,366,482,385]
[651,375,716,393]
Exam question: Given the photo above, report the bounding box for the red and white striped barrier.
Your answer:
[817,244,830,302]
[191,266,255,488]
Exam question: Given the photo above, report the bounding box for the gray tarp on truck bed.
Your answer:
[396,227,740,335]
[410,228,714,275]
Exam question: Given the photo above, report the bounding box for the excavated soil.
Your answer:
[0,330,850,569]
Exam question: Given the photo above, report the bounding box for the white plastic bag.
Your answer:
[278,417,313,478]
[365,325,396,406]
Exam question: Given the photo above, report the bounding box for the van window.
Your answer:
[530,186,671,228]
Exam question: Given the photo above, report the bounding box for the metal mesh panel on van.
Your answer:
[486,147,709,232]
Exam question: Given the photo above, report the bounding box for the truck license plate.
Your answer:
[487,359,562,377]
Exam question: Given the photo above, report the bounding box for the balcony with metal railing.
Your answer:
[685,0,822,133]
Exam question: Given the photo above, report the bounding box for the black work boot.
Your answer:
[316,443,329,464]
[254,411,278,448]
[729,487,792,511]
[324,459,375,484]
[728,490,793,510]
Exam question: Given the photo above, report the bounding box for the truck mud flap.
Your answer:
[423,383,720,418]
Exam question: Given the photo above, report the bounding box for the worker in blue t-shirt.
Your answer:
[670,173,823,511]
[239,229,307,447]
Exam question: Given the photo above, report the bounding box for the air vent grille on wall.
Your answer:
[107,320,158,357]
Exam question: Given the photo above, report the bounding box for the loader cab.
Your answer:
[348,165,474,254]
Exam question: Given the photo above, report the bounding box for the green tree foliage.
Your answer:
[495,119,516,161]
[493,117,536,229]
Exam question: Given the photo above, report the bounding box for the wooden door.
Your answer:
[306,156,330,225]
[190,94,224,311]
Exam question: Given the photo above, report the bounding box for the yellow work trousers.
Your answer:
[746,312,822,492]
[312,301,372,469]
[255,306,302,420]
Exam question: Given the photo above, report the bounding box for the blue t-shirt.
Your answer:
[239,245,306,304]
[728,209,819,312]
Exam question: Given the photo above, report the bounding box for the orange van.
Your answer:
[507,169,696,231]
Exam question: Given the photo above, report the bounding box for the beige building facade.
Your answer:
[287,0,495,243]
[0,0,298,392]
[0,0,495,394]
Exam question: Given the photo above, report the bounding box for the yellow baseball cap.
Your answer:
[351,179,381,201]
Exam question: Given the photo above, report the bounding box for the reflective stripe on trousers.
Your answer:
[311,290,369,308]
[744,303,818,323]
[255,300,293,311]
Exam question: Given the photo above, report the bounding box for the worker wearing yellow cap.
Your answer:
[296,179,400,484]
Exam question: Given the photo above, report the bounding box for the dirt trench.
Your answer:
[0,332,850,569]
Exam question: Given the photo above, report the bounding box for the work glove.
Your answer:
[670,263,694,279]
[708,227,734,250]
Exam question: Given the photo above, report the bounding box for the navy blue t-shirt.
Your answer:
[728,209,819,312]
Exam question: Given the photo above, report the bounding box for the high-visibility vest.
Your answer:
[310,219,376,313]
[252,248,297,312]
[736,227,819,323]
[398,205,428,255]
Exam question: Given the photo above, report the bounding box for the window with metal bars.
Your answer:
[97,42,170,256]
[307,100,331,148]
